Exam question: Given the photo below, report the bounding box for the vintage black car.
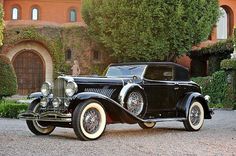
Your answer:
[19,62,212,141]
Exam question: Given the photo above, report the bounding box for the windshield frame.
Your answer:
[105,65,148,78]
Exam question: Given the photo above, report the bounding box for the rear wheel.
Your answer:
[138,122,156,129]
[72,100,106,141]
[183,101,204,131]
[26,100,55,135]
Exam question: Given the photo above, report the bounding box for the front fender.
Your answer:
[70,92,142,124]
[28,92,43,99]
[176,92,212,119]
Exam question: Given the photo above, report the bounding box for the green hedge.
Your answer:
[192,70,234,108]
[0,100,28,118]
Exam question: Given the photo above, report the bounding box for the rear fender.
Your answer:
[70,92,141,124]
[176,92,212,119]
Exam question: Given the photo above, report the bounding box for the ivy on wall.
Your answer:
[3,26,64,78]
[2,24,108,77]
[188,39,234,57]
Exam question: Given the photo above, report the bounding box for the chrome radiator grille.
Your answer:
[53,78,66,97]
[84,88,115,98]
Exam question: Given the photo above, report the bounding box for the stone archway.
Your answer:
[6,41,53,95]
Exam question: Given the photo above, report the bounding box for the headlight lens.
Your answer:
[40,98,48,107]
[52,98,61,108]
[41,82,52,97]
[65,81,78,97]
[64,99,70,107]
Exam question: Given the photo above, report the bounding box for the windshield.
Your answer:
[105,65,147,77]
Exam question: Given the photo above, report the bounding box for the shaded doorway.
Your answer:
[12,50,45,95]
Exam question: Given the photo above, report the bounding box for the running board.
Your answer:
[141,118,186,123]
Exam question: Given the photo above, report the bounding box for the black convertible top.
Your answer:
[109,62,189,81]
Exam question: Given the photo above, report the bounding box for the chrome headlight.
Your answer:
[204,95,211,103]
[65,81,78,97]
[64,99,70,107]
[52,98,61,108]
[41,82,52,97]
[40,98,48,107]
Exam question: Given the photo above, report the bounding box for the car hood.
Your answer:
[60,76,141,86]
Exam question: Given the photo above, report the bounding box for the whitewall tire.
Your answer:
[26,100,55,135]
[138,122,156,129]
[183,101,204,131]
[72,100,106,141]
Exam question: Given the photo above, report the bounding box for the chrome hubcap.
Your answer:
[83,108,100,134]
[127,91,144,116]
[190,105,201,126]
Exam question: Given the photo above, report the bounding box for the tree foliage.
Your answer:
[82,0,219,62]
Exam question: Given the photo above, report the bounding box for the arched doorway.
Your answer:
[12,50,45,95]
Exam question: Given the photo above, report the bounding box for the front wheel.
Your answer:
[138,122,156,129]
[72,100,107,141]
[26,100,55,135]
[183,101,204,131]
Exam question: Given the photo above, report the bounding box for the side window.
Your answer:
[145,65,173,81]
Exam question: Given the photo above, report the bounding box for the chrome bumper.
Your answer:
[18,111,72,122]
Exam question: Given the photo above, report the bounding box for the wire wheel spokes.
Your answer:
[127,91,144,116]
[190,106,201,126]
[83,108,101,134]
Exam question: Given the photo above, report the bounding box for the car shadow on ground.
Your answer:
[33,126,187,141]
[104,127,186,137]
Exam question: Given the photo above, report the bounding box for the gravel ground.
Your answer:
[0,110,235,156]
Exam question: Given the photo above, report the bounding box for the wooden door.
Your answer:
[13,51,45,95]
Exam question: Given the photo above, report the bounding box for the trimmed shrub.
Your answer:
[192,71,234,108]
[221,59,236,70]
[0,100,28,118]
[0,55,17,99]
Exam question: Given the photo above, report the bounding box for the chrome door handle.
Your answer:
[174,87,179,90]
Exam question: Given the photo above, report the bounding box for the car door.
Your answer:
[143,65,177,118]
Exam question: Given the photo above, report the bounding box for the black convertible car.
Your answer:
[19,62,212,140]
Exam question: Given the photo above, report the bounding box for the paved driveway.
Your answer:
[0,110,235,156]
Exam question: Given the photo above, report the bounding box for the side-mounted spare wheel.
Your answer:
[72,100,107,141]
[124,89,146,117]
[183,100,204,131]
[26,100,55,135]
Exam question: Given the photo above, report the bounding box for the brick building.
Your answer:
[177,0,236,72]
[0,0,235,94]
[0,0,112,95]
